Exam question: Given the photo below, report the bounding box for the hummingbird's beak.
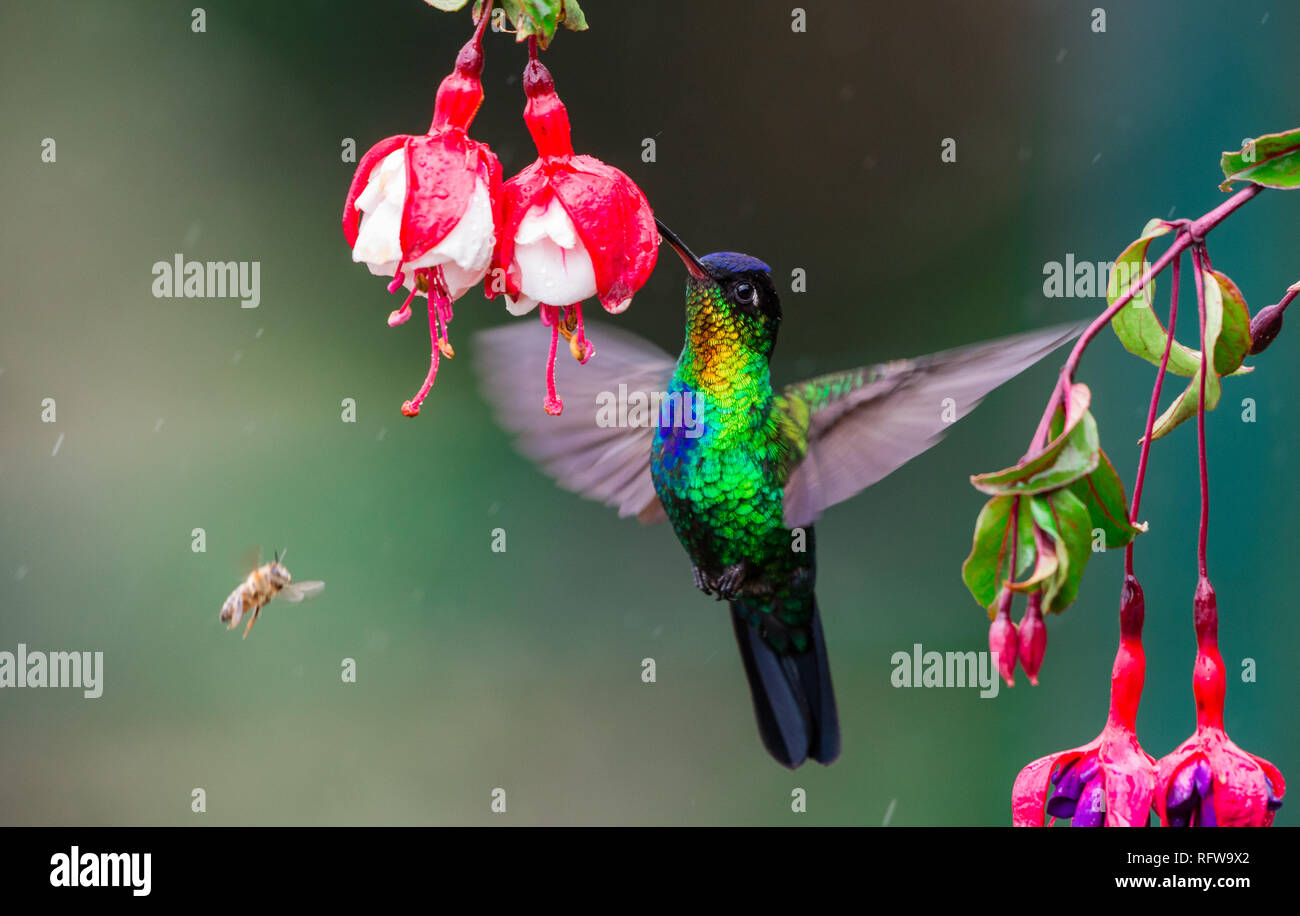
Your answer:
[655,217,711,281]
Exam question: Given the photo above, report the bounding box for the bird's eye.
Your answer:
[733,282,756,306]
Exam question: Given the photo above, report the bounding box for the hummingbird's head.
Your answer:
[656,218,782,360]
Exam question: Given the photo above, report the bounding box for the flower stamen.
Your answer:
[541,304,563,415]
[571,303,593,363]
[400,274,454,418]
[388,284,417,327]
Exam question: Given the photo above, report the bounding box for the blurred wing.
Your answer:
[281,580,324,603]
[474,320,678,524]
[237,545,262,577]
[781,322,1083,528]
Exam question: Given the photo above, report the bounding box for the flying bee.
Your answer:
[220,549,324,638]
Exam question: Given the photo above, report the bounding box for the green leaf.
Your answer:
[1067,447,1144,549]
[562,0,588,31]
[977,381,1097,496]
[1110,220,1203,376]
[489,0,588,47]
[1028,488,1093,614]
[520,0,560,45]
[1220,127,1300,191]
[466,0,586,45]
[1149,268,1227,440]
[1207,269,1251,376]
[962,496,1012,610]
[971,384,1098,495]
[962,495,1032,611]
[1014,499,1035,579]
[1008,520,1058,593]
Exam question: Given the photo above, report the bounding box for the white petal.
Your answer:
[513,227,597,307]
[515,197,578,249]
[353,149,498,303]
[351,148,408,273]
[504,293,539,316]
[439,260,483,301]
[407,177,495,283]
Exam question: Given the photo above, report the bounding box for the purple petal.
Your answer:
[1050,758,1077,787]
[1197,789,1217,828]
[1166,763,1199,812]
[1192,759,1212,798]
[1266,777,1284,812]
[1071,777,1106,827]
[1046,793,1079,819]
[1077,756,1101,785]
[1047,756,1103,821]
[1055,759,1088,802]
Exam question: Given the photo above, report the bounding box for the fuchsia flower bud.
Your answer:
[486,47,658,415]
[343,8,503,417]
[1247,300,1284,354]
[1017,590,1047,686]
[988,588,1018,687]
[1154,578,1286,826]
[1012,575,1158,826]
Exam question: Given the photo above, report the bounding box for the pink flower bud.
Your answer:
[1018,591,1047,686]
[1248,301,1285,355]
[988,589,1018,687]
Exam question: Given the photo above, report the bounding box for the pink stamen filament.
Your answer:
[542,305,563,415]
[388,284,417,327]
[401,269,453,418]
[573,302,592,363]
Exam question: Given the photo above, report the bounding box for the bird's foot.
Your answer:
[714,563,748,601]
[692,563,749,600]
[692,565,714,597]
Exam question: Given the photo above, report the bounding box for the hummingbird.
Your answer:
[475,219,1079,769]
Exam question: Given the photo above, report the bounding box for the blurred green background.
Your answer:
[1,0,1296,826]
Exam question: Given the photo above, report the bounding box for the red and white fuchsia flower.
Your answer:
[343,9,503,417]
[343,8,657,419]
[486,45,658,415]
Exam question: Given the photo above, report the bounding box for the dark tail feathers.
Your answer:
[729,599,840,768]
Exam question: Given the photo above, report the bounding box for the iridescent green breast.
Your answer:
[651,378,787,570]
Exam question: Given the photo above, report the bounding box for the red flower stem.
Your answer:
[1192,246,1210,579]
[1272,287,1298,316]
[472,0,493,42]
[1022,184,1263,459]
[1124,254,1181,577]
[1006,496,1020,586]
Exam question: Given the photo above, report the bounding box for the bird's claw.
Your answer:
[714,563,747,600]
[692,565,713,596]
[692,563,747,600]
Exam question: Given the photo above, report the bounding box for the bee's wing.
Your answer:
[221,589,244,627]
[281,580,325,603]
